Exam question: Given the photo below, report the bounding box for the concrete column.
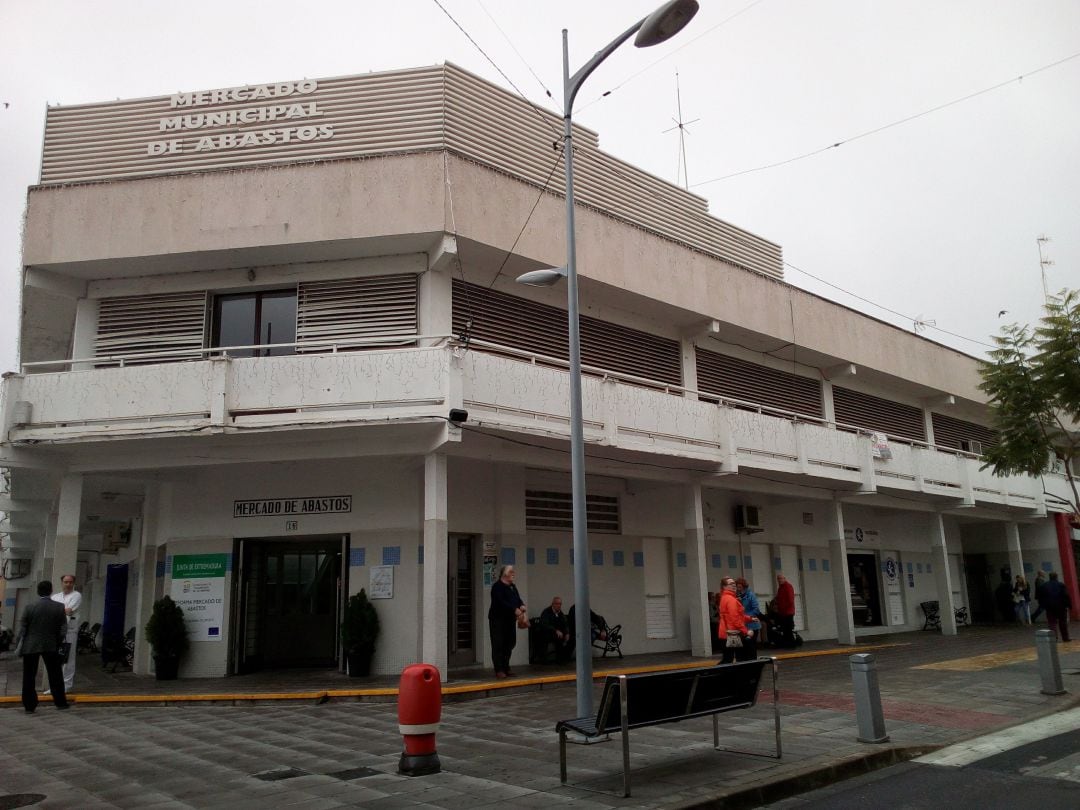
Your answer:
[493,465,527,670]
[826,501,856,645]
[422,453,449,678]
[419,235,455,346]
[71,298,99,371]
[929,513,957,635]
[133,486,162,675]
[1004,522,1024,581]
[51,474,83,584]
[821,380,836,426]
[680,338,698,400]
[39,510,58,583]
[684,483,711,657]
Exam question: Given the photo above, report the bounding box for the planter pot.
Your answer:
[346,645,375,677]
[154,655,180,680]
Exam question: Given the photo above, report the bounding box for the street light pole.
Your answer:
[522,0,698,719]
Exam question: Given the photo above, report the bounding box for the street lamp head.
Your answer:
[634,0,699,47]
[515,267,567,287]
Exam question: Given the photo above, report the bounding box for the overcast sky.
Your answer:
[1,0,1076,377]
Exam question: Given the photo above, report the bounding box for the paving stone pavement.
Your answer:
[1,625,1078,809]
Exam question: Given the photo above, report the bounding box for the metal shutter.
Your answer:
[296,274,418,351]
[931,413,998,451]
[695,348,823,417]
[94,291,208,364]
[833,386,926,442]
[452,280,681,386]
[525,490,620,533]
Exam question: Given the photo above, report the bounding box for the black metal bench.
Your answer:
[920,600,941,631]
[592,622,622,658]
[555,658,780,796]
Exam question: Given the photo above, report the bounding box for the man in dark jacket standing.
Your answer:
[1040,571,1072,642]
[16,580,70,713]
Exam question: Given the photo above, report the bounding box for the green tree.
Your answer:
[979,289,1080,515]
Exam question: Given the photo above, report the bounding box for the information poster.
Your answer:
[170,554,227,642]
[482,539,498,587]
[369,565,394,599]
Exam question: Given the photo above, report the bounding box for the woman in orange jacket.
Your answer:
[717,577,754,663]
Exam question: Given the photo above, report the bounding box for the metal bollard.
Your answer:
[1035,629,1066,695]
[849,653,890,743]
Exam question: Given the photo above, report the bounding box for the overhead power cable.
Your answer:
[430,0,561,138]
[477,0,555,103]
[693,49,1080,187]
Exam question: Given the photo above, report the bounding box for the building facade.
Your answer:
[2,63,1077,680]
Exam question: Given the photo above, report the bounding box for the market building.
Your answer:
[1,63,1077,680]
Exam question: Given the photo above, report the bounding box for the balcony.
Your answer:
[1,338,1067,512]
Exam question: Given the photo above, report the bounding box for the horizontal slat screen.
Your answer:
[41,63,782,281]
[696,348,822,417]
[931,412,998,451]
[833,386,926,442]
[453,281,681,386]
[525,490,620,533]
[296,274,418,350]
[94,291,208,363]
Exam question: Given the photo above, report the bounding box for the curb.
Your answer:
[672,745,939,809]
[0,644,901,708]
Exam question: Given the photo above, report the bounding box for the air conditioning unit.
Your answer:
[734,505,763,533]
[960,439,982,455]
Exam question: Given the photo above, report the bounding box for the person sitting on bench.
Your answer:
[567,604,607,644]
[539,596,574,663]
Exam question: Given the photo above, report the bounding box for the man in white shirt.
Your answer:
[50,574,82,691]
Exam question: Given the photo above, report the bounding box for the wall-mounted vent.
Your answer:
[296,274,418,351]
[95,291,208,365]
[734,504,763,533]
[525,490,620,533]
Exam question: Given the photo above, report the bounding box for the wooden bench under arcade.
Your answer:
[555,658,780,797]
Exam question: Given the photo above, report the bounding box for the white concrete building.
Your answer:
[2,64,1077,680]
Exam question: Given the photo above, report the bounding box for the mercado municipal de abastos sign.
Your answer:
[147,78,333,156]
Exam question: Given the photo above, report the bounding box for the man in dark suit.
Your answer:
[539,596,573,663]
[16,580,70,713]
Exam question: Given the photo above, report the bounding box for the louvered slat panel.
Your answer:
[696,348,822,417]
[295,274,418,350]
[525,490,620,533]
[833,386,926,442]
[94,291,207,364]
[452,281,681,386]
[931,412,998,450]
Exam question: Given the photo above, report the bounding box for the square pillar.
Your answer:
[132,484,167,675]
[422,453,449,678]
[493,465,528,670]
[1004,522,1024,581]
[826,501,856,645]
[684,483,711,657]
[930,513,957,635]
[51,474,83,584]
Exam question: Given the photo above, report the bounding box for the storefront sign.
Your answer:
[233,496,351,517]
[844,527,881,544]
[147,79,333,156]
[170,554,227,642]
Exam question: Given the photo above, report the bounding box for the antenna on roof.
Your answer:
[913,315,936,334]
[662,71,699,190]
[1036,234,1054,303]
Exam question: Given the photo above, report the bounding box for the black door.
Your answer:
[237,538,343,671]
[847,553,882,627]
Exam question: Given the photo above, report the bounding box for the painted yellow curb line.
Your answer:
[0,643,905,707]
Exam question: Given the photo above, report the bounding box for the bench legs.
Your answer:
[559,730,567,785]
[713,657,782,760]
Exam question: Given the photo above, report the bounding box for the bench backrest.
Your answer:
[594,659,768,733]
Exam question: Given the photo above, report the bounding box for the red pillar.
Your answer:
[1054,513,1080,609]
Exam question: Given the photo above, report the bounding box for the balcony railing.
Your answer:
[2,335,1067,512]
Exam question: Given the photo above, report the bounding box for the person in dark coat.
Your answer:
[488,565,525,679]
[15,580,70,713]
[1039,571,1072,642]
[539,596,573,663]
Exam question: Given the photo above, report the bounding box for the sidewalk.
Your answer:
[1,625,1077,809]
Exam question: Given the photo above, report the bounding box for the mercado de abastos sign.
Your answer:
[147,78,332,156]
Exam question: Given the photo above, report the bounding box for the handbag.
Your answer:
[517,614,530,630]
[725,630,743,649]
[59,641,73,662]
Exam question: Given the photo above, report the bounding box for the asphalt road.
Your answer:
[764,714,1080,809]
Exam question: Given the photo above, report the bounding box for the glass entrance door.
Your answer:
[237,537,343,671]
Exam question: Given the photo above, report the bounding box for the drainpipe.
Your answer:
[1054,513,1080,610]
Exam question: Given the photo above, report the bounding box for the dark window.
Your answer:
[211,289,297,357]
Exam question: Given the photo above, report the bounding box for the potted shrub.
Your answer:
[145,595,189,680]
[342,588,380,676]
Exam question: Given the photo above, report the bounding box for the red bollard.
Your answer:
[398,663,442,776]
